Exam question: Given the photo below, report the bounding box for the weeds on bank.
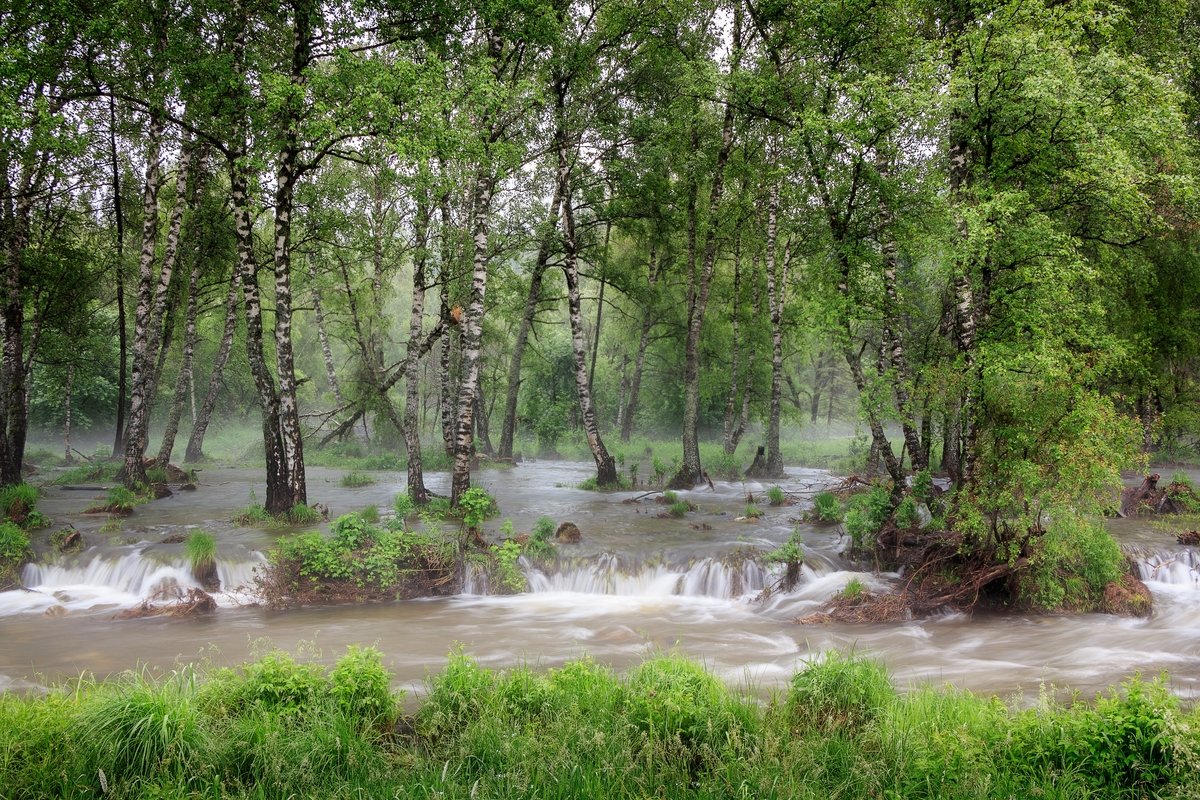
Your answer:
[2,650,1197,800]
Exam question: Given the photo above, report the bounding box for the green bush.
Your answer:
[841,577,867,600]
[626,657,750,756]
[457,487,498,529]
[330,646,396,727]
[184,530,216,572]
[844,486,892,547]
[743,503,764,519]
[812,491,843,522]
[103,485,140,512]
[1020,514,1124,611]
[786,653,896,734]
[235,652,330,714]
[393,491,416,519]
[669,500,690,517]
[911,469,934,505]
[489,538,526,594]
[894,496,920,530]
[524,516,558,561]
[766,485,786,506]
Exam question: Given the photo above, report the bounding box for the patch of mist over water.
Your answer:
[1,459,1198,702]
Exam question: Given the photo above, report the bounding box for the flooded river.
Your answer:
[1,461,1197,700]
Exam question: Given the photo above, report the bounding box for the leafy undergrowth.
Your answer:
[1,651,1197,800]
[258,512,459,607]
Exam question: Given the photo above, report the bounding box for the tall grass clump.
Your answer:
[812,490,843,522]
[0,521,31,588]
[340,471,375,488]
[185,530,218,589]
[0,483,39,522]
[785,653,896,734]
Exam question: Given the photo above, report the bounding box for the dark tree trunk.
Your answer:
[110,95,128,457]
[184,265,240,462]
[621,247,657,443]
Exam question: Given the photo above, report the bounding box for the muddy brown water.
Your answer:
[1,461,1197,700]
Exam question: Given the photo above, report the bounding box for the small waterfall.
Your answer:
[0,548,267,616]
[1124,545,1200,587]
[522,553,770,599]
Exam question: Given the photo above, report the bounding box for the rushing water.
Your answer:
[1,461,1197,699]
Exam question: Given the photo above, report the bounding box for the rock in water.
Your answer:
[555,521,582,543]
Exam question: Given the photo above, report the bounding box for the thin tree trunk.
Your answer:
[587,221,611,394]
[450,172,495,505]
[184,265,240,462]
[671,95,736,489]
[497,176,565,459]
[63,364,74,465]
[110,95,128,457]
[404,184,432,501]
[156,240,202,466]
[621,247,658,443]
[762,178,786,477]
[562,175,617,487]
[310,263,343,406]
[722,235,745,455]
[876,150,925,471]
[437,181,458,458]
[120,113,165,489]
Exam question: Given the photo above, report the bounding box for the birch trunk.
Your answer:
[621,247,658,443]
[876,151,926,471]
[184,266,241,462]
[671,97,736,489]
[310,263,343,406]
[722,236,745,455]
[120,114,165,489]
[762,180,786,477]
[562,175,617,487]
[155,240,202,466]
[404,187,432,501]
[450,172,494,504]
[63,364,73,464]
[109,95,128,456]
[497,176,565,459]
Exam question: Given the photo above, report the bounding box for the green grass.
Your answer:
[339,471,376,488]
[233,503,322,528]
[1,651,1197,800]
[184,530,217,571]
[49,460,121,486]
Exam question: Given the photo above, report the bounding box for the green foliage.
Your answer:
[1020,514,1125,611]
[339,471,376,488]
[523,516,558,561]
[766,485,786,506]
[488,538,526,594]
[101,485,140,513]
[0,483,39,522]
[393,491,416,519]
[51,460,121,486]
[703,450,743,481]
[786,653,896,734]
[894,496,920,530]
[184,530,216,571]
[661,489,679,504]
[287,504,322,524]
[743,503,764,519]
[668,500,690,517]
[765,528,804,565]
[358,504,379,523]
[234,502,321,528]
[844,486,892,547]
[911,469,934,505]
[2,652,1199,799]
[264,513,455,604]
[812,490,843,522]
[625,656,751,756]
[330,646,396,727]
[457,487,498,529]
[840,578,867,600]
[0,521,32,585]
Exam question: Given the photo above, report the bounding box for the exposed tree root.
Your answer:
[1121,474,1199,516]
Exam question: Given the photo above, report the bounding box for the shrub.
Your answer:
[626,657,745,755]
[1020,514,1125,611]
[669,500,690,518]
[911,468,934,505]
[661,489,679,505]
[743,503,764,519]
[894,496,920,530]
[330,646,396,728]
[812,491,843,522]
[457,487,498,529]
[523,516,557,561]
[359,504,379,523]
[489,538,526,594]
[766,485,786,506]
[235,652,329,714]
[393,492,416,519]
[844,486,892,547]
[786,653,896,734]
